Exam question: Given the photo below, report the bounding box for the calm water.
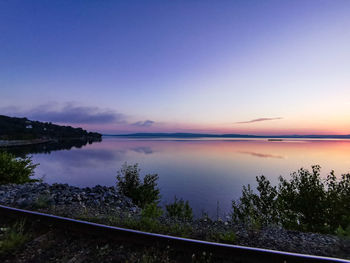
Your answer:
[26,137,350,217]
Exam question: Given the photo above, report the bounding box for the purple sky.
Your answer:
[1,1,350,134]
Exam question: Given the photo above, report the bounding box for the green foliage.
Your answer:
[0,151,38,184]
[277,165,327,232]
[141,203,163,219]
[209,229,236,245]
[232,165,350,234]
[116,163,160,208]
[216,231,236,244]
[231,175,277,228]
[166,223,192,237]
[166,196,193,221]
[0,220,30,255]
[138,203,163,233]
[32,194,51,209]
[335,225,350,238]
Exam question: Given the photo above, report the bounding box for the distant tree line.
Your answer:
[0,115,101,140]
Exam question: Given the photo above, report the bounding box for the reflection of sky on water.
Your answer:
[31,137,350,217]
[131,146,154,154]
[238,151,285,159]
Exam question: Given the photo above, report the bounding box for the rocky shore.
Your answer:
[0,182,139,215]
[0,183,349,260]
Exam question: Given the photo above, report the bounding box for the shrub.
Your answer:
[335,225,350,238]
[277,165,327,232]
[232,165,350,234]
[141,203,163,219]
[32,194,51,209]
[0,151,38,185]
[231,175,278,228]
[213,231,236,244]
[166,196,193,221]
[116,163,160,208]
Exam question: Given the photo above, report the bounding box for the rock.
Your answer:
[16,198,31,208]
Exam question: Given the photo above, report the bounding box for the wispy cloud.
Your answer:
[235,117,283,124]
[1,103,127,124]
[132,120,155,127]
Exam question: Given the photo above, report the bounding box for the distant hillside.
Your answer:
[109,132,350,139]
[0,115,101,140]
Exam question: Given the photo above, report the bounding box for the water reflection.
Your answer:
[131,146,154,154]
[238,151,285,159]
[7,138,102,157]
[15,137,350,217]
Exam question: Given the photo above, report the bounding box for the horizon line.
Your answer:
[101,132,350,138]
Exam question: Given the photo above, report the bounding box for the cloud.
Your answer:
[1,104,127,124]
[131,120,155,127]
[235,117,283,124]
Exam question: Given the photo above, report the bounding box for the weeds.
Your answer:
[32,194,51,209]
[335,225,350,238]
[0,220,30,255]
[216,231,236,244]
[166,196,193,221]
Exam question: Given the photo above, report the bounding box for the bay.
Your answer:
[18,137,350,217]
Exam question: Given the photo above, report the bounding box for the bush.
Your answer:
[277,165,327,232]
[32,194,51,209]
[116,163,160,208]
[141,203,163,219]
[232,165,350,234]
[231,176,277,228]
[0,151,38,185]
[335,225,350,238]
[166,196,193,221]
[212,231,236,244]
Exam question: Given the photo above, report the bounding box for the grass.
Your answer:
[0,220,30,255]
[74,208,237,246]
[32,194,51,209]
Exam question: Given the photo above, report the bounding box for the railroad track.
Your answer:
[0,204,349,263]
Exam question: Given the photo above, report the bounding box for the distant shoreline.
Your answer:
[104,133,350,139]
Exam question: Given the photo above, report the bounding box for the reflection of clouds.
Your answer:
[48,149,126,167]
[238,151,284,159]
[131,146,154,154]
[44,145,155,168]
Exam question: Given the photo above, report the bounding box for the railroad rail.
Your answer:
[0,204,349,263]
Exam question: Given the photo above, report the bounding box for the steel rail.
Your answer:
[0,204,349,263]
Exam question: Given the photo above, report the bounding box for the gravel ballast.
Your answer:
[0,182,349,260]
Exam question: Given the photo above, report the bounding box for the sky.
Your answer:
[1,0,350,135]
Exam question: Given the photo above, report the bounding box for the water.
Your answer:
[15,137,350,217]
